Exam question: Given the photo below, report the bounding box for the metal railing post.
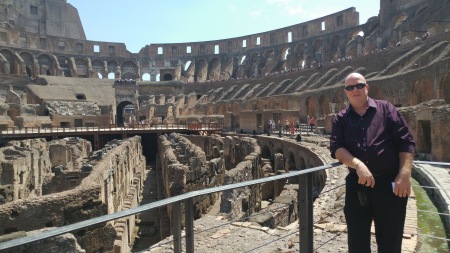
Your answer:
[185,198,194,252]
[172,202,182,253]
[298,172,313,253]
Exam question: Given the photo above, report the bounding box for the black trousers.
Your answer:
[344,172,408,253]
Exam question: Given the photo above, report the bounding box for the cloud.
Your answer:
[266,0,304,16]
[249,10,262,18]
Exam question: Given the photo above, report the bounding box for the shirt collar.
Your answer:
[348,97,376,113]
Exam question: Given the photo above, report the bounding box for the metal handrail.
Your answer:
[0,160,448,252]
[0,123,224,136]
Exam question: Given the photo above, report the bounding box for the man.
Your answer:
[330,73,415,253]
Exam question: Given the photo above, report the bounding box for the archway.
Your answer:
[116,101,135,127]
[163,73,173,81]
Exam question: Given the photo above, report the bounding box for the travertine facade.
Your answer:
[1,0,449,160]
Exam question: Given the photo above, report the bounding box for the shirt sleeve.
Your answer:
[388,104,416,154]
[329,113,345,159]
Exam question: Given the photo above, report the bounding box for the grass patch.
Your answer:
[412,178,449,253]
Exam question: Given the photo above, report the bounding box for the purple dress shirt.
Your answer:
[330,98,416,176]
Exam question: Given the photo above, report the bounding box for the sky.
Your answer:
[66,0,380,53]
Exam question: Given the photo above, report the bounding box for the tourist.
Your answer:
[329,73,415,253]
[309,116,315,132]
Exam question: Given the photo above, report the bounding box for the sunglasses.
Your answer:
[344,83,366,91]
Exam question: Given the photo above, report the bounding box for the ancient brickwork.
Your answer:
[159,133,223,217]
[0,136,146,253]
[220,136,263,220]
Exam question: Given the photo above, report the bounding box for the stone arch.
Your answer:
[107,60,119,74]
[0,49,14,74]
[263,49,275,74]
[195,58,208,82]
[163,73,173,81]
[295,43,306,67]
[75,58,88,77]
[19,51,34,77]
[312,39,324,64]
[250,52,261,77]
[58,56,71,77]
[319,94,330,116]
[287,152,297,171]
[440,69,450,103]
[261,145,272,160]
[208,57,221,81]
[267,97,278,110]
[330,34,344,60]
[298,157,306,170]
[217,103,227,115]
[116,101,135,127]
[412,78,433,104]
[37,53,53,75]
[332,90,345,113]
[207,104,216,115]
[121,61,137,80]
[306,96,317,117]
[278,47,290,71]
[229,102,239,115]
[91,59,104,78]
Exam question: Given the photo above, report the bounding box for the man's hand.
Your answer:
[394,172,411,197]
[356,163,375,188]
[394,152,414,198]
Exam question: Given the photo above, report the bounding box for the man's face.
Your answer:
[344,76,368,106]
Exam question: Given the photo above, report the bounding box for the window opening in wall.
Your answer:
[142,73,150,81]
[242,39,247,48]
[108,73,115,79]
[98,73,102,79]
[357,31,364,37]
[156,73,160,81]
[19,36,27,48]
[256,37,260,45]
[321,21,326,31]
[158,47,163,54]
[30,5,38,15]
[199,44,205,54]
[337,15,343,26]
[214,45,219,54]
[186,46,191,53]
[172,46,178,54]
[0,32,7,42]
[302,25,308,36]
[288,32,292,43]
[93,45,100,52]
[109,46,115,55]
[58,41,65,50]
[40,38,46,49]
[60,122,70,128]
